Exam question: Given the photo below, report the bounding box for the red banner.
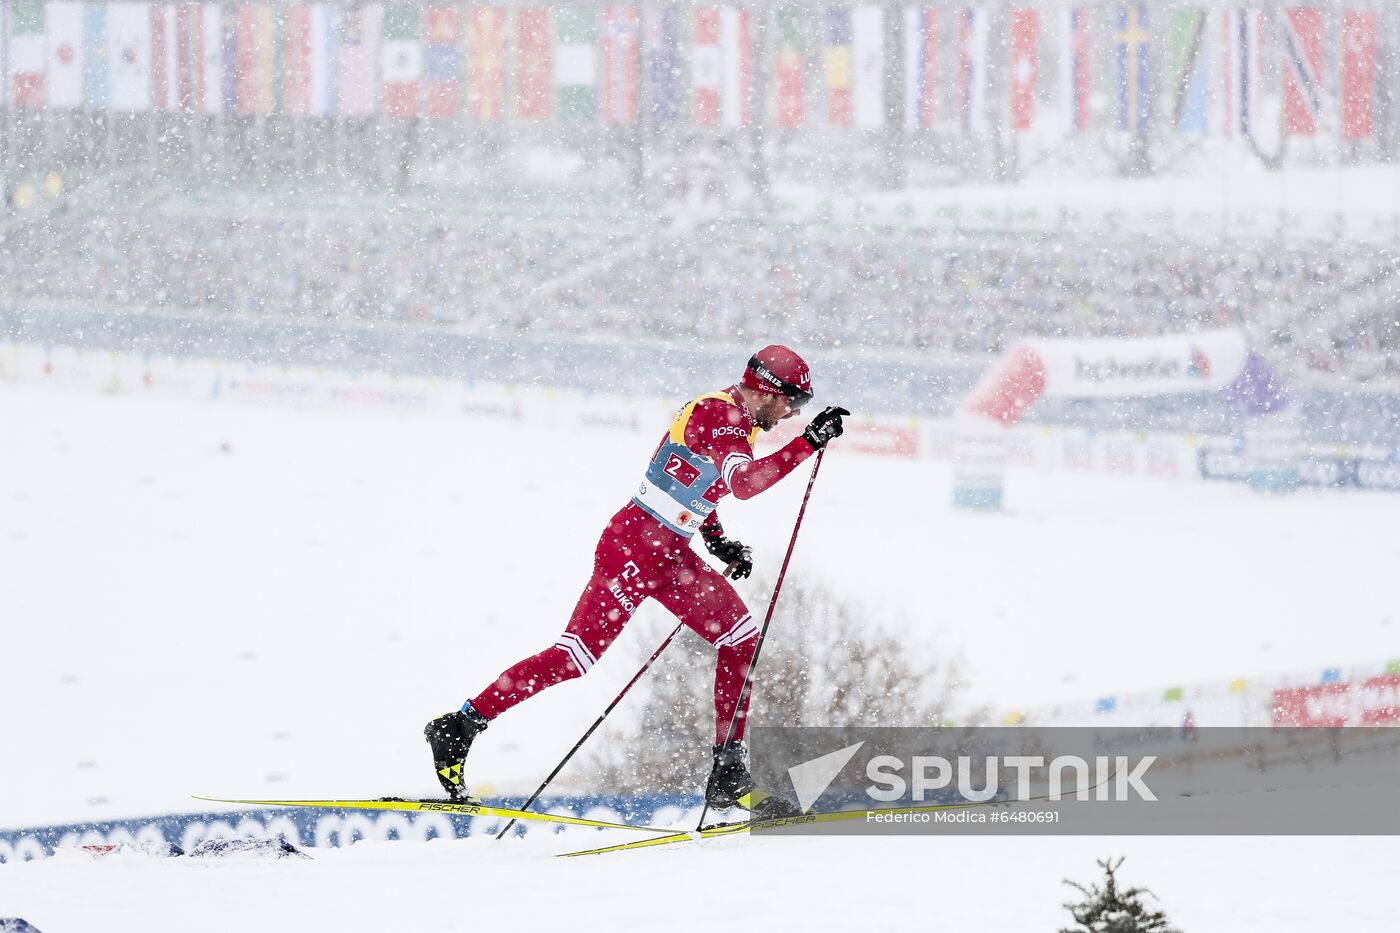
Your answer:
[150,4,170,110]
[469,6,507,121]
[693,8,721,125]
[602,6,639,124]
[762,420,918,459]
[774,9,803,129]
[1342,11,1377,140]
[515,8,551,121]
[1010,9,1038,131]
[1272,674,1400,727]
[426,7,462,119]
[236,4,258,115]
[282,5,313,115]
[1281,7,1322,136]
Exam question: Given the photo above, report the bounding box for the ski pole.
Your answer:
[696,447,825,831]
[495,622,685,840]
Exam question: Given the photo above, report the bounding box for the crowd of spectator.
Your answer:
[2,207,615,328]
[3,183,1397,382]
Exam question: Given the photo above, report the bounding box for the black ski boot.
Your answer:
[424,706,489,799]
[705,739,801,820]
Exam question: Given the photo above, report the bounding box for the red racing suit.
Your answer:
[469,386,816,743]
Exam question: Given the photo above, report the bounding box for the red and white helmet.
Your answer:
[742,345,813,407]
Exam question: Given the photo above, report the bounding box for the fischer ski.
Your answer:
[557,762,1126,857]
[192,795,673,834]
[557,798,1001,858]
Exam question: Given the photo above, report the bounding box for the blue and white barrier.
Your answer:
[0,795,699,864]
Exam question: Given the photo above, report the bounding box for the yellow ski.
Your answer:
[193,795,673,834]
[557,798,1002,857]
[557,762,1124,857]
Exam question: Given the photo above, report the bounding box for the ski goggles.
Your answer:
[747,354,814,410]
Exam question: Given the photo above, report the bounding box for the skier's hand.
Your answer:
[802,406,850,450]
[705,536,754,580]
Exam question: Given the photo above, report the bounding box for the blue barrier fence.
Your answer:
[0,795,699,864]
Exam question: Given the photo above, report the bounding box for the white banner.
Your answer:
[718,6,748,127]
[1029,330,1250,399]
[199,3,224,114]
[851,6,884,128]
[108,1,151,112]
[47,2,86,108]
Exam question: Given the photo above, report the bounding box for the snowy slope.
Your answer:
[2,383,1397,832]
[4,831,1396,933]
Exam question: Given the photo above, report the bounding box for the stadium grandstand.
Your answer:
[3,1,1400,408]
[4,168,1398,385]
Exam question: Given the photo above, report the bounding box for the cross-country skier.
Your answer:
[425,346,848,816]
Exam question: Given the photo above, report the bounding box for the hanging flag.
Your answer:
[554,6,595,121]
[253,3,276,114]
[84,3,108,110]
[337,3,380,116]
[47,1,85,110]
[424,6,460,118]
[9,0,46,107]
[1169,8,1208,135]
[174,3,198,111]
[1059,7,1089,135]
[1010,9,1038,132]
[718,6,750,127]
[1280,7,1322,136]
[693,8,721,124]
[381,5,421,117]
[647,5,679,124]
[957,8,987,135]
[1222,9,1261,139]
[234,3,254,113]
[283,4,312,114]
[1342,10,1376,140]
[602,6,639,124]
[233,2,275,116]
[150,3,179,111]
[196,2,223,114]
[469,6,506,121]
[233,3,265,114]
[775,7,803,129]
[108,1,151,112]
[516,7,550,120]
[220,2,238,114]
[824,8,851,126]
[692,7,748,127]
[1114,4,1150,137]
[851,6,882,129]
[310,3,339,115]
[286,3,336,116]
[903,7,935,132]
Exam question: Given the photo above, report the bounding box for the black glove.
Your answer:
[802,406,850,450]
[704,536,754,580]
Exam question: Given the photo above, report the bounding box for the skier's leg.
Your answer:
[651,552,760,745]
[654,551,799,818]
[426,517,655,797]
[468,573,638,719]
[467,515,656,720]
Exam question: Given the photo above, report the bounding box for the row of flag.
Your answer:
[0,2,1387,140]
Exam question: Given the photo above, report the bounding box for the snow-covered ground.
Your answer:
[3,382,1398,931]
[6,831,1396,933]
